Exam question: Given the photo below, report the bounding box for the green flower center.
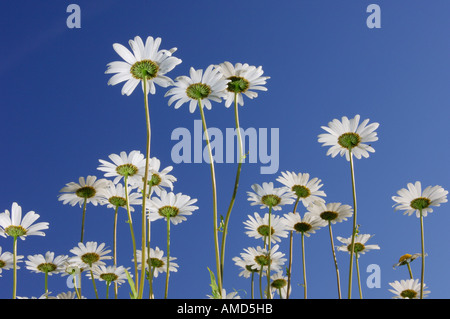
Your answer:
[108,196,127,207]
[254,255,271,267]
[226,76,250,93]
[271,278,287,289]
[400,289,418,299]
[81,253,100,266]
[186,83,211,100]
[292,185,311,198]
[348,243,365,253]
[320,211,339,221]
[5,226,27,237]
[158,206,179,218]
[261,195,281,207]
[76,186,96,199]
[245,264,258,273]
[410,197,431,210]
[100,273,119,283]
[37,263,57,273]
[149,258,165,269]
[116,163,138,177]
[0,260,5,268]
[294,222,311,233]
[257,225,273,237]
[130,59,159,80]
[148,174,162,187]
[338,132,361,150]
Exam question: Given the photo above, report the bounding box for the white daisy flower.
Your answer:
[207,288,241,299]
[307,202,353,225]
[165,65,229,113]
[0,247,23,274]
[243,212,288,243]
[0,202,49,239]
[241,245,286,273]
[97,150,146,185]
[58,175,110,207]
[134,247,179,278]
[100,181,142,212]
[88,265,130,285]
[270,271,290,299]
[393,253,424,269]
[216,61,270,108]
[106,35,181,96]
[69,241,112,268]
[131,157,177,196]
[276,171,327,208]
[282,212,326,237]
[336,233,380,255]
[318,114,379,161]
[48,291,85,299]
[392,181,448,218]
[25,251,69,275]
[146,190,198,225]
[247,182,295,211]
[388,279,430,299]
[232,255,258,279]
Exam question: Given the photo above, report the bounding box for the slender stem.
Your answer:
[12,235,17,299]
[90,268,98,299]
[220,92,243,283]
[347,150,358,299]
[149,267,155,299]
[113,205,119,298]
[164,216,171,299]
[355,253,362,299]
[139,77,151,299]
[301,232,307,299]
[407,262,414,279]
[419,209,425,299]
[266,205,273,299]
[44,272,49,297]
[124,175,138,289]
[146,185,153,299]
[251,272,254,299]
[73,274,82,299]
[80,198,87,243]
[328,221,341,299]
[198,100,222,293]
[259,267,264,299]
[106,282,110,299]
[286,197,300,299]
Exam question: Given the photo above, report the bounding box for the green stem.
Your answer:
[286,197,300,299]
[164,216,171,299]
[356,253,362,299]
[12,235,17,299]
[301,232,307,299]
[407,262,414,279]
[73,274,82,299]
[420,209,425,299]
[124,175,138,290]
[220,92,243,283]
[259,267,264,299]
[44,272,49,297]
[90,268,98,299]
[347,150,358,299]
[328,221,341,299]
[113,205,119,298]
[139,76,151,299]
[198,100,222,294]
[266,205,273,299]
[251,272,254,299]
[106,282,110,299]
[80,198,87,243]
[149,267,155,299]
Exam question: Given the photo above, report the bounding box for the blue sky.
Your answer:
[1,0,449,299]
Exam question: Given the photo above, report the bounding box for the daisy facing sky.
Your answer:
[247,182,295,211]
[106,35,182,96]
[97,150,147,186]
[276,171,326,208]
[0,202,49,240]
[58,176,109,208]
[146,190,198,225]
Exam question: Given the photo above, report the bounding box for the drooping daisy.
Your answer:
[216,61,270,108]
[243,212,288,243]
[131,157,177,196]
[392,181,448,218]
[25,251,68,275]
[0,247,23,274]
[336,233,380,255]
[100,181,142,212]
[241,245,286,274]
[232,255,258,279]
[88,265,130,286]
[393,253,424,269]
[97,150,147,186]
[0,202,49,240]
[106,35,182,96]
[58,175,110,207]
[388,279,430,299]
[318,114,379,161]
[165,65,229,113]
[69,241,112,268]
[134,247,179,278]
[270,271,290,299]
[276,171,326,208]
[247,182,295,211]
[307,202,353,225]
[282,212,326,237]
[146,190,198,225]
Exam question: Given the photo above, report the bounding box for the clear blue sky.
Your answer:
[1,0,449,299]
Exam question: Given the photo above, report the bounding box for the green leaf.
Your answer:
[125,269,138,299]
[207,267,221,299]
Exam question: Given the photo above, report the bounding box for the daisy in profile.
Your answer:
[97,150,146,186]
[0,247,23,275]
[282,212,326,237]
[318,114,379,161]
[393,253,424,280]
[392,181,448,218]
[0,202,49,240]
[131,157,177,197]
[247,182,295,211]
[336,233,380,255]
[135,247,179,278]
[25,251,68,275]
[146,190,198,225]
[216,61,270,108]
[276,171,326,208]
[100,181,142,212]
[165,65,229,113]
[270,271,290,299]
[243,212,288,244]
[388,279,430,299]
[88,265,130,293]
[69,241,112,268]
[106,35,181,96]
